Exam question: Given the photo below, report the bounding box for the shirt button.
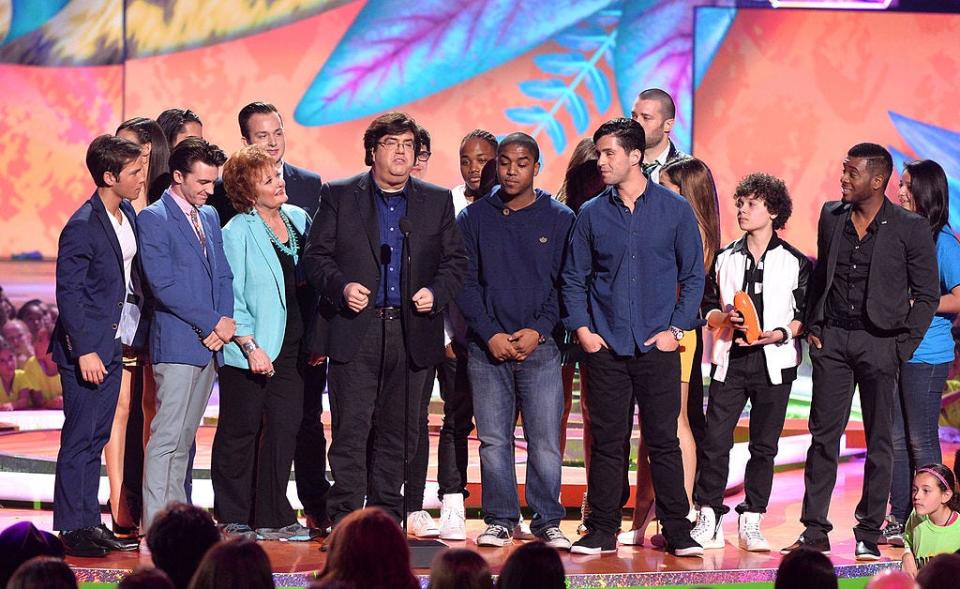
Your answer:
[389,267,394,271]
[502,209,510,216]
[389,227,394,232]
[112,323,118,330]
[118,302,123,308]
[390,208,395,212]
[852,264,857,269]
[390,287,396,291]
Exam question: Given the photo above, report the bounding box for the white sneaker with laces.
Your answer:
[514,516,534,540]
[690,506,724,550]
[439,493,466,540]
[406,510,440,538]
[738,511,770,552]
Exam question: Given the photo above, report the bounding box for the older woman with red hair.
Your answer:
[213,145,319,541]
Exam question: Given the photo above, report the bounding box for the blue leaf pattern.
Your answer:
[295,0,615,126]
[2,0,69,45]
[505,7,620,156]
[889,112,960,230]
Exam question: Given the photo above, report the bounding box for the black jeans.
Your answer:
[801,325,898,543]
[694,351,792,514]
[584,347,691,543]
[407,352,474,510]
[212,341,303,529]
[294,361,331,525]
[326,318,431,524]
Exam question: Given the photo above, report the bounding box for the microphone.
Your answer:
[399,217,413,237]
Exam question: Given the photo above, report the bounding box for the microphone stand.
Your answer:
[399,217,445,568]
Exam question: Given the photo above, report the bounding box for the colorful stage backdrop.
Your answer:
[0,0,957,256]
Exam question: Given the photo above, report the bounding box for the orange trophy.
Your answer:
[733,291,762,344]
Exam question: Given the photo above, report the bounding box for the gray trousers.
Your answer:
[142,360,217,529]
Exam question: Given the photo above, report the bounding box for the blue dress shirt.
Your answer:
[372,175,408,307]
[561,181,705,356]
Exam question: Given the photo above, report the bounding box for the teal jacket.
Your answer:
[222,204,311,369]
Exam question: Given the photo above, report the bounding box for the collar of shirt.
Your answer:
[370,172,409,202]
[166,188,199,217]
[733,232,784,261]
[647,142,671,167]
[609,185,647,211]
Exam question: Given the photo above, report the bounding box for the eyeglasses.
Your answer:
[416,151,431,162]
[378,138,416,152]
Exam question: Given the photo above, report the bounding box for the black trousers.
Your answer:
[212,342,303,529]
[294,362,331,525]
[327,318,431,524]
[584,347,691,542]
[801,325,898,543]
[687,329,706,446]
[407,352,474,509]
[694,351,792,514]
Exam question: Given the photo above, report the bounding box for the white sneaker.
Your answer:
[617,528,645,546]
[690,506,724,550]
[514,516,535,540]
[439,493,466,540]
[738,512,770,552]
[406,510,440,538]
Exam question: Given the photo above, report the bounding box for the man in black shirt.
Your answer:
[782,143,938,560]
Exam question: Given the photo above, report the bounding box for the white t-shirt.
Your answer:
[107,208,137,337]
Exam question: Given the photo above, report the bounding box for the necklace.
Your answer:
[259,210,298,263]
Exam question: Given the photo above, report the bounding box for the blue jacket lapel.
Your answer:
[162,192,212,275]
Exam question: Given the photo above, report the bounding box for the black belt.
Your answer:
[375,307,401,320]
[825,317,866,331]
[126,294,140,305]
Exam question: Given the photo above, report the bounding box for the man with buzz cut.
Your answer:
[630,88,688,184]
[562,118,704,557]
[457,132,575,550]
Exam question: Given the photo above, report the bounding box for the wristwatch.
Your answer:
[240,339,259,357]
[668,326,684,341]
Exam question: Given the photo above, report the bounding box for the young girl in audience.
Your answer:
[0,339,32,410]
[902,463,960,577]
[22,329,62,409]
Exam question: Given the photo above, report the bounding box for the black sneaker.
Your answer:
[60,528,108,557]
[855,540,881,561]
[91,524,139,551]
[220,523,258,541]
[476,524,513,547]
[780,535,831,555]
[570,530,617,555]
[879,515,904,547]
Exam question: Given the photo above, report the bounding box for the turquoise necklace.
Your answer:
[259,209,298,263]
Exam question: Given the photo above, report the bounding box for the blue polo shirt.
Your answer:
[561,181,704,356]
[372,175,407,307]
[910,226,960,364]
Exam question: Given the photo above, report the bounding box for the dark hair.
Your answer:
[427,549,492,589]
[733,172,793,231]
[146,503,221,589]
[556,138,599,206]
[187,539,274,589]
[222,145,276,213]
[918,553,960,588]
[662,157,722,267]
[637,88,677,119]
[317,508,418,589]
[116,117,171,203]
[7,556,77,589]
[158,108,203,147]
[238,102,281,141]
[16,299,46,320]
[118,568,175,589]
[915,463,960,512]
[169,137,227,178]
[416,125,432,152]
[498,132,540,163]
[847,143,893,185]
[86,134,144,188]
[496,542,566,589]
[461,129,498,153]
[0,522,65,589]
[903,160,950,239]
[593,118,645,160]
[774,549,837,589]
[362,112,420,167]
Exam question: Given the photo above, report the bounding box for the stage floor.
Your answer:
[0,454,916,588]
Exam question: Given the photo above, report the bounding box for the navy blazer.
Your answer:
[138,191,234,367]
[51,193,146,365]
[303,173,467,368]
[210,161,322,226]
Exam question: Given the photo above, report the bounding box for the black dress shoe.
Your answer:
[779,535,831,555]
[90,524,140,551]
[60,529,109,558]
[855,540,881,561]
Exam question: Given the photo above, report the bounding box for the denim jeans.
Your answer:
[469,338,564,534]
[890,361,949,521]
